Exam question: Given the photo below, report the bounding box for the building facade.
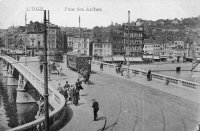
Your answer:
[73,36,90,55]
[123,23,144,57]
[193,38,200,59]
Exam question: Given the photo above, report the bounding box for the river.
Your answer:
[0,59,39,130]
[131,62,200,83]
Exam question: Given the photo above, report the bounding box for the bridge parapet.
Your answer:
[92,60,200,90]
[0,55,65,131]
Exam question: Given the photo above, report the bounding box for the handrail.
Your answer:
[92,60,200,90]
[0,55,66,131]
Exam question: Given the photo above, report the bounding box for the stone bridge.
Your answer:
[0,55,65,131]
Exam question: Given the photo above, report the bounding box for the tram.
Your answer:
[66,52,92,74]
[49,50,63,62]
[39,50,63,63]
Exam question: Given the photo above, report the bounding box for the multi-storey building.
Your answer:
[26,21,44,50]
[73,36,90,55]
[26,21,62,52]
[143,42,154,55]
[66,33,74,52]
[92,27,113,61]
[170,40,185,62]
[193,38,200,59]
[123,22,144,57]
[111,29,125,56]
[159,42,170,61]
[184,38,194,61]
[47,23,61,50]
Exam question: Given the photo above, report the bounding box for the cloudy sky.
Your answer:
[0,0,199,29]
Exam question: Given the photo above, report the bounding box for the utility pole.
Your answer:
[79,15,81,53]
[127,11,130,78]
[47,10,51,80]
[43,10,49,131]
[25,12,27,66]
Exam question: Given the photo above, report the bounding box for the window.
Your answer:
[84,43,87,48]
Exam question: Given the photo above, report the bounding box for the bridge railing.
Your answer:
[0,55,66,131]
[92,60,200,90]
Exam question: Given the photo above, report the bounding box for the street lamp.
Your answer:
[47,10,51,80]
[126,11,130,78]
[24,12,27,66]
[43,10,50,131]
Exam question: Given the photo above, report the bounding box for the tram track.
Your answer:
[103,89,123,131]
[90,68,199,131]
[132,99,139,131]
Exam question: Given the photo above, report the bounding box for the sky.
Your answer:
[0,0,200,29]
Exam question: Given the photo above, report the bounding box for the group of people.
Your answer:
[57,79,83,106]
[39,62,62,76]
[57,79,100,121]
[116,63,124,76]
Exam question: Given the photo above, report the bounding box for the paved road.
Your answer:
[83,68,200,131]
[20,56,200,131]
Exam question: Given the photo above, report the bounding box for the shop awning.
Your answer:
[113,56,125,61]
[143,55,153,59]
[153,56,160,59]
[103,57,113,61]
[125,57,143,62]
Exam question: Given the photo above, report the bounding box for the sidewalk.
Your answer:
[92,63,200,104]
[21,57,105,131]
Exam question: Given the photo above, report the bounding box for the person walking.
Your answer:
[92,100,99,121]
[75,79,83,90]
[40,63,43,74]
[58,65,62,76]
[64,81,70,89]
[120,66,124,76]
[36,96,45,117]
[84,71,90,84]
[17,55,20,61]
[57,83,63,94]
[69,85,75,103]
[100,63,103,71]
[73,89,79,106]
[147,69,152,81]
[63,85,69,105]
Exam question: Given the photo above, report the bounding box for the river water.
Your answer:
[0,59,39,131]
[131,62,200,83]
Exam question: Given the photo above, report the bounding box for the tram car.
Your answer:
[67,52,92,74]
[49,50,63,62]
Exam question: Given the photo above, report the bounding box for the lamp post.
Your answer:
[127,11,130,78]
[43,10,49,131]
[24,12,27,66]
[47,10,51,80]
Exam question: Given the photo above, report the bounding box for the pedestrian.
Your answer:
[73,89,79,106]
[64,81,70,89]
[147,69,152,81]
[76,79,83,90]
[63,85,69,104]
[59,65,62,76]
[69,85,75,103]
[36,96,45,117]
[40,63,43,74]
[120,67,124,76]
[84,71,90,84]
[17,55,20,61]
[92,100,99,121]
[100,63,103,71]
[165,79,169,85]
[57,83,63,94]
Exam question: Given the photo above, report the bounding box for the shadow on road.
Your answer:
[50,104,73,131]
